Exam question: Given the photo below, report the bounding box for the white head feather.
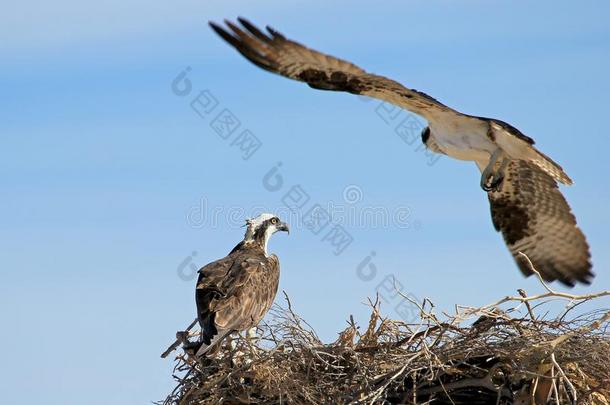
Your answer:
[243,213,287,255]
[243,213,275,241]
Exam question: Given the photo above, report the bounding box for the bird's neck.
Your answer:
[247,228,272,256]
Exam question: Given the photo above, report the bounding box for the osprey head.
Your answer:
[244,213,289,255]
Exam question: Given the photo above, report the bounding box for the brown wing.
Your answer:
[195,255,235,345]
[209,18,454,117]
[212,254,280,333]
[485,160,592,286]
[196,248,280,345]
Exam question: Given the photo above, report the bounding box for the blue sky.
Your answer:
[2,1,609,403]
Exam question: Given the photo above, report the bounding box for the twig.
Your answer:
[161,318,198,358]
[518,288,537,321]
[159,256,610,404]
[550,352,577,404]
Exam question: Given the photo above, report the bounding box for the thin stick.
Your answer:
[161,318,198,358]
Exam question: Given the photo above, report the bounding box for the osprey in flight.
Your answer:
[210,18,593,286]
[194,213,289,356]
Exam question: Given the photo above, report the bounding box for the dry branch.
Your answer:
[159,261,610,404]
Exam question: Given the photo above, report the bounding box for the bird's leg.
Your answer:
[227,334,240,367]
[245,327,259,357]
[491,155,510,191]
[480,148,508,192]
[177,330,201,354]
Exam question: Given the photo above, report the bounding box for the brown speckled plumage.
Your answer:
[488,160,592,286]
[195,238,280,356]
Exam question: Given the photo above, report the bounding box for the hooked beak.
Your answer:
[278,222,290,234]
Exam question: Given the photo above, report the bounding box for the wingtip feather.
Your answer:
[236,16,252,26]
[209,21,242,49]
[265,25,285,39]
[237,17,272,42]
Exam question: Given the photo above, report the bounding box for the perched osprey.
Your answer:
[194,213,289,356]
[210,18,593,286]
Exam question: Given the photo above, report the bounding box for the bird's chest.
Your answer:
[429,120,495,161]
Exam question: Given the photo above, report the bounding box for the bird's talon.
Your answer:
[481,174,495,192]
[480,150,508,192]
[490,175,504,191]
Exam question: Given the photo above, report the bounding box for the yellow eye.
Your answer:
[271,218,278,225]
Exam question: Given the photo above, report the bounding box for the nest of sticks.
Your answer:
[160,266,610,404]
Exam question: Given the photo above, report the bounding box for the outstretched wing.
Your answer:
[481,159,592,286]
[209,18,455,118]
[195,251,280,355]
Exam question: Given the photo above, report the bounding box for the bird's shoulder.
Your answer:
[466,115,535,145]
[197,254,234,276]
[235,250,279,277]
[196,244,274,289]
